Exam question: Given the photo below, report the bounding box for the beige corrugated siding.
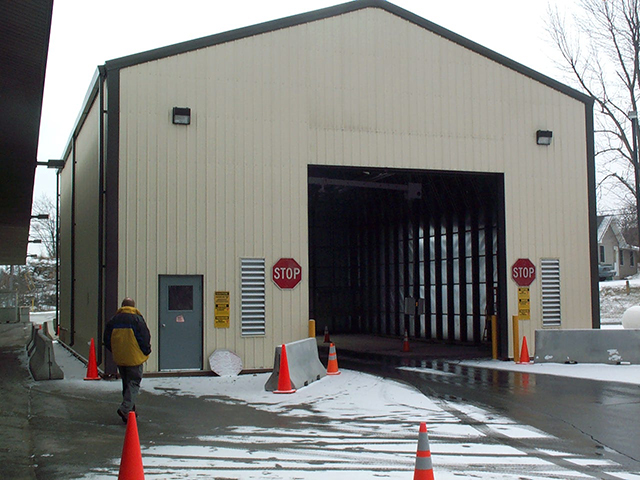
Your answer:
[118,8,592,369]
[58,97,101,359]
[72,99,101,358]
[59,151,73,346]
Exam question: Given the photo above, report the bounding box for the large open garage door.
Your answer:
[308,165,507,357]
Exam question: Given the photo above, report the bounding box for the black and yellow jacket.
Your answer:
[103,306,151,367]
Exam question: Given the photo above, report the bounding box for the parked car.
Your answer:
[599,264,616,281]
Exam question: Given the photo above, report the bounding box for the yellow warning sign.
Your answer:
[518,286,530,320]
[214,291,230,328]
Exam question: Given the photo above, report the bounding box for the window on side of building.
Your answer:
[599,245,605,263]
[631,251,635,266]
[241,258,266,336]
[541,258,561,327]
[620,250,624,266]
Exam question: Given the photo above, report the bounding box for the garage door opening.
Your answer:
[308,165,507,356]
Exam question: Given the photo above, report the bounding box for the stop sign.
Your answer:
[272,258,302,289]
[512,258,536,286]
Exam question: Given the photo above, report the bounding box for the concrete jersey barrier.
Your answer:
[28,329,64,381]
[26,324,38,356]
[27,323,53,357]
[535,329,640,364]
[264,337,326,391]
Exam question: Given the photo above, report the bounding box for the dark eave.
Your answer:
[0,0,54,265]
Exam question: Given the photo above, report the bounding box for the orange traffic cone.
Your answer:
[413,422,435,480]
[517,336,531,364]
[118,411,145,480]
[274,344,296,394]
[323,326,331,343]
[402,329,410,352]
[84,338,100,380]
[326,342,341,375]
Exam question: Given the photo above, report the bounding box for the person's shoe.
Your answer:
[117,409,127,424]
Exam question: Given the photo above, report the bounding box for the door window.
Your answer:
[168,285,193,311]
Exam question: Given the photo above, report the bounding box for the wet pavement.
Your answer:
[2,323,640,479]
[323,333,640,473]
[1,322,279,479]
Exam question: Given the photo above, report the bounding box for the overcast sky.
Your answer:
[34,0,575,206]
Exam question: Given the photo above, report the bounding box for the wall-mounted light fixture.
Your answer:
[36,159,65,168]
[172,107,191,125]
[536,130,553,146]
[28,239,42,244]
[31,214,49,220]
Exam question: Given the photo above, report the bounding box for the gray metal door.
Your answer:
[159,275,203,370]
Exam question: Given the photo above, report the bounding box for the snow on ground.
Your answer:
[600,273,640,324]
[431,359,640,385]
[50,343,640,480]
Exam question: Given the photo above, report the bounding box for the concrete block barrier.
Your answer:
[19,306,30,323]
[41,321,54,339]
[28,329,64,381]
[26,324,37,356]
[264,337,326,391]
[535,329,640,364]
[0,307,18,323]
[27,323,55,356]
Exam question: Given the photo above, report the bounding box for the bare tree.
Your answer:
[547,0,640,240]
[31,195,57,258]
[617,201,640,245]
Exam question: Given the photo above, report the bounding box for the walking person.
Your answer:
[103,297,151,423]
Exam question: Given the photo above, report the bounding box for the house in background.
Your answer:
[597,215,638,280]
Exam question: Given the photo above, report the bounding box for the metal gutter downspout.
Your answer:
[585,98,600,329]
[97,66,106,364]
[55,165,60,337]
[70,135,76,346]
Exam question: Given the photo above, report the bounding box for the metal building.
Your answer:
[57,1,597,373]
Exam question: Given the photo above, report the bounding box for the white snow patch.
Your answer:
[457,359,640,385]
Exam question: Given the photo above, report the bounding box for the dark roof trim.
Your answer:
[103,0,593,106]
[60,68,102,162]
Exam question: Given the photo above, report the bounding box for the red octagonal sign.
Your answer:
[272,258,302,290]
[511,258,536,286]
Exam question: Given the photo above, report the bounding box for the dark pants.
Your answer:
[117,364,143,414]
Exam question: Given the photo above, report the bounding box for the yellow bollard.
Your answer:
[308,319,316,338]
[512,315,520,363]
[491,315,498,360]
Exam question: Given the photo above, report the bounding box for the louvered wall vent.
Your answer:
[241,258,266,336]
[541,258,561,327]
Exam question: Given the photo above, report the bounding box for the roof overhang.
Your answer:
[0,0,54,265]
